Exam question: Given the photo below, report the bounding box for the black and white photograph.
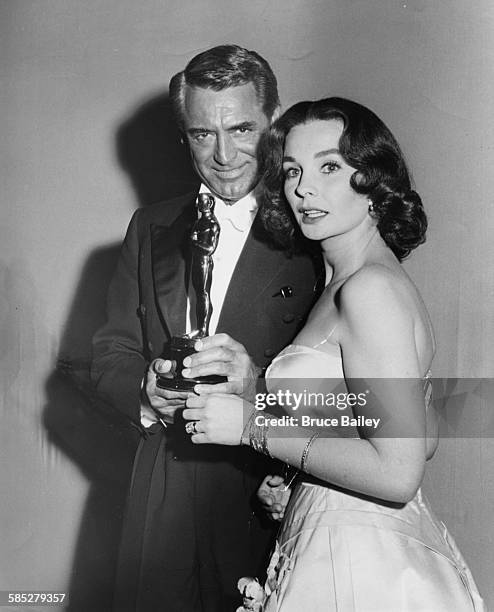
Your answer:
[1,1,493,611]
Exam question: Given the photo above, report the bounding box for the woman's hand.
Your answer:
[183,392,251,445]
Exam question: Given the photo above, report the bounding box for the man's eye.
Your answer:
[235,127,251,134]
[322,161,340,173]
[284,167,300,179]
[193,132,209,142]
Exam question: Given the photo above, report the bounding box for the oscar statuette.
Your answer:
[156,193,227,390]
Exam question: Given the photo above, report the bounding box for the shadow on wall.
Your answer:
[43,245,138,612]
[116,91,198,205]
[42,91,197,611]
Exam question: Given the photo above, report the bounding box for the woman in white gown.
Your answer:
[183,97,485,611]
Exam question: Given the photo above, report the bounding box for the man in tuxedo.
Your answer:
[92,45,320,611]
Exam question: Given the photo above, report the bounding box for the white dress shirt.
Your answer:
[141,185,258,427]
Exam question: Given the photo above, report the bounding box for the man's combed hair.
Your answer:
[259,97,427,261]
[169,44,279,128]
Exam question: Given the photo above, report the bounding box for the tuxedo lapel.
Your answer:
[217,215,291,330]
[150,204,196,338]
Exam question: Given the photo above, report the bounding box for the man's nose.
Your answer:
[214,133,237,165]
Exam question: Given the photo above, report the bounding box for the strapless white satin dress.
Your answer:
[261,343,484,612]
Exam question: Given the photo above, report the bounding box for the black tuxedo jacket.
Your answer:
[92,192,321,611]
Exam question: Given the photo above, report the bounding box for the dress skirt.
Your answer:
[263,481,484,612]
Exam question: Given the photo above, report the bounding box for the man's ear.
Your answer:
[269,105,281,124]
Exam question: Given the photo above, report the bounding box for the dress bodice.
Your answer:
[266,342,344,381]
[265,342,351,425]
[265,341,433,426]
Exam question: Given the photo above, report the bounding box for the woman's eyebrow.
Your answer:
[315,148,339,158]
[283,148,340,163]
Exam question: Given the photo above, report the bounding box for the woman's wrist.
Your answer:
[240,408,256,446]
[241,408,272,457]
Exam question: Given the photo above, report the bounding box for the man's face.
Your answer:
[182,83,271,203]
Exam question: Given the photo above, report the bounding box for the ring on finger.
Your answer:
[185,421,199,435]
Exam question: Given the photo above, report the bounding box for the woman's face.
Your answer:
[283,119,369,243]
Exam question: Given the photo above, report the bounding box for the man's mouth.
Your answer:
[214,166,246,179]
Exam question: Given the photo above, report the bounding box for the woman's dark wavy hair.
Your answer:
[258,97,427,261]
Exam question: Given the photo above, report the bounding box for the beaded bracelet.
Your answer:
[300,432,319,472]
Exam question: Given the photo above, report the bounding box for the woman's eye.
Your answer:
[322,161,340,173]
[284,167,300,179]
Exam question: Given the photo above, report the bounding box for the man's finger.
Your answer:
[183,361,233,379]
[183,347,235,368]
[194,333,246,354]
[266,474,285,487]
[261,474,284,487]
[260,495,274,507]
[154,398,186,409]
[152,387,190,400]
[151,358,174,375]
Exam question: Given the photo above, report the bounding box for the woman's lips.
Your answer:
[300,208,328,223]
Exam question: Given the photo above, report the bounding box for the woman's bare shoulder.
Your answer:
[337,263,434,369]
[338,263,410,314]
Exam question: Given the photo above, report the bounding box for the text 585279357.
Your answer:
[0,592,66,606]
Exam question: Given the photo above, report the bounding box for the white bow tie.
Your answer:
[214,204,252,232]
[198,187,257,232]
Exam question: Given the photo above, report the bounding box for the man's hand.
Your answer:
[144,359,190,424]
[182,333,261,401]
[257,474,292,522]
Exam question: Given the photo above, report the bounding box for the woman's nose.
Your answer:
[295,173,317,198]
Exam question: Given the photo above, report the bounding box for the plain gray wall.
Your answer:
[2,0,493,609]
